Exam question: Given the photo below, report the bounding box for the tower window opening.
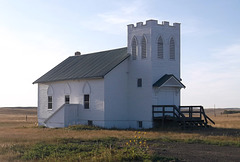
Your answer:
[132,37,137,60]
[141,36,147,59]
[158,36,163,59]
[170,38,175,60]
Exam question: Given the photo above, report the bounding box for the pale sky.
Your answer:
[0,0,240,108]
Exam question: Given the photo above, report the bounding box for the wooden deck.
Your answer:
[152,105,215,129]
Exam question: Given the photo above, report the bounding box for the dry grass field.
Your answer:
[205,108,240,129]
[0,107,240,161]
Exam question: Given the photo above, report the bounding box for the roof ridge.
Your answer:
[70,47,127,57]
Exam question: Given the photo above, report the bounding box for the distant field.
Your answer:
[205,108,240,129]
[0,107,239,161]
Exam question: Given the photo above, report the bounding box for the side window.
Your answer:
[84,94,90,109]
[137,78,142,87]
[170,37,175,60]
[65,95,70,104]
[48,96,52,110]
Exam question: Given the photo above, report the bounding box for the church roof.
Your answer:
[153,74,185,88]
[33,47,129,84]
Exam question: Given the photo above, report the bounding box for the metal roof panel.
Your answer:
[33,47,129,84]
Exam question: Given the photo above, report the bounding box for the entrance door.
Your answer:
[157,90,174,105]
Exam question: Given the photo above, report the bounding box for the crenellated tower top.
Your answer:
[127,20,180,30]
[127,19,181,81]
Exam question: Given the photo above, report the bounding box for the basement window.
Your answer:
[137,78,142,87]
[65,95,70,104]
[138,121,143,128]
[88,120,93,126]
[84,94,90,109]
[48,96,52,110]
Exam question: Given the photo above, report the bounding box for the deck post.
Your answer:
[162,106,165,128]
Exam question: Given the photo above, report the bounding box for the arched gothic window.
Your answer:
[157,36,163,59]
[141,36,147,59]
[170,37,175,60]
[132,37,137,60]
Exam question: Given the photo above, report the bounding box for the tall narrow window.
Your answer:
[141,36,146,59]
[132,37,137,60]
[158,36,163,59]
[84,94,89,109]
[137,78,142,87]
[170,37,175,60]
[48,96,52,109]
[65,95,70,104]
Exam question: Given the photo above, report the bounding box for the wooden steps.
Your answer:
[152,105,215,129]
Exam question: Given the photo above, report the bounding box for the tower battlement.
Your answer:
[128,19,180,30]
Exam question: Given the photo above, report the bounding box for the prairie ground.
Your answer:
[0,107,239,161]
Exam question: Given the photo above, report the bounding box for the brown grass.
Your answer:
[0,107,240,161]
[205,108,240,129]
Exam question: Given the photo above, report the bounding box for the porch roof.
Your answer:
[153,74,185,88]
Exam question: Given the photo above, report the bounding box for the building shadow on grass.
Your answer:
[150,126,240,137]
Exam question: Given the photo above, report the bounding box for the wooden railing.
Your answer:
[152,105,185,119]
[152,105,215,128]
[179,106,215,125]
[152,105,186,128]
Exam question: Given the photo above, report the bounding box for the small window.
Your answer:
[88,120,93,126]
[137,78,142,87]
[84,94,90,109]
[138,121,143,128]
[65,95,70,104]
[48,96,52,109]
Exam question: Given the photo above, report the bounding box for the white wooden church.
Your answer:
[34,19,188,129]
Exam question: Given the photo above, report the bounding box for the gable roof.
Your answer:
[33,47,129,84]
[153,74,185,88]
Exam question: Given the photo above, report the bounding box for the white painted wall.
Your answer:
[37,83,49,126]
[38,79,105,128]
[152,87,180,106]
[104,58,129,128]
[45,105,65,128]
